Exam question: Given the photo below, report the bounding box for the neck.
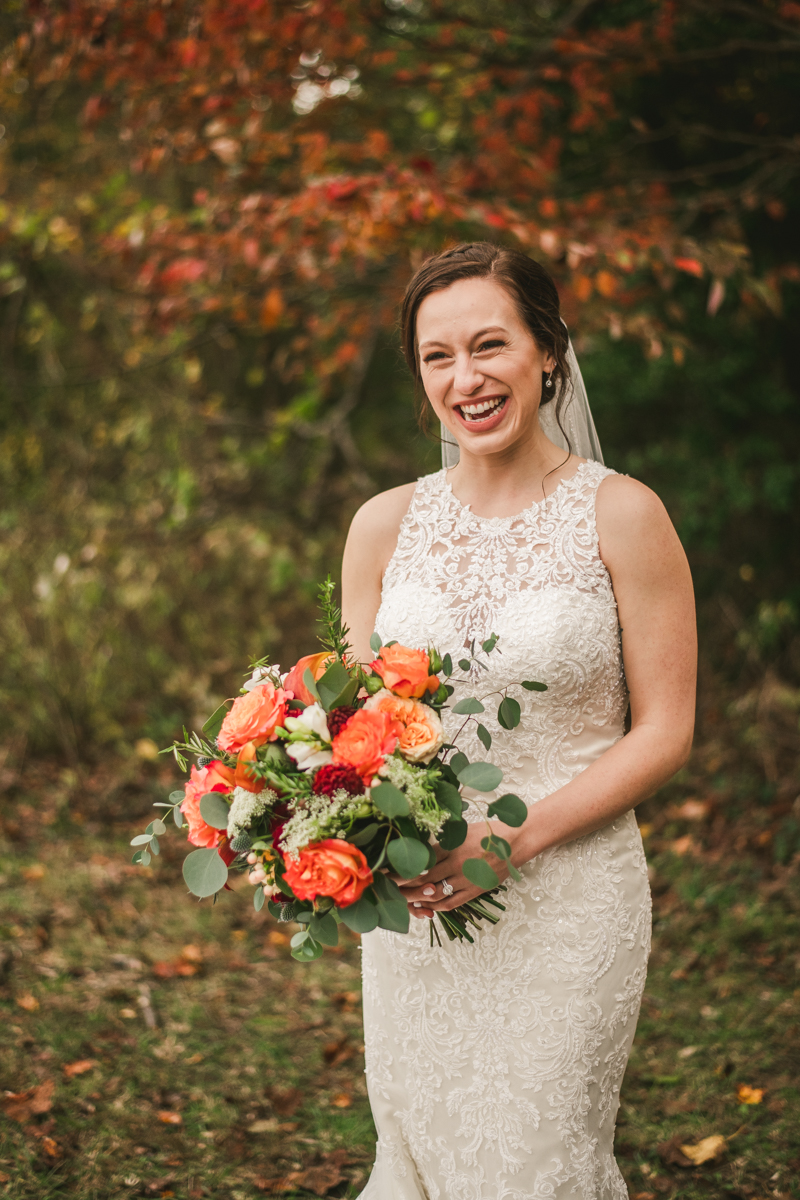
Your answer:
[445,422,575,518]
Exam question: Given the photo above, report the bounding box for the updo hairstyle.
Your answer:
[400,241,571,437]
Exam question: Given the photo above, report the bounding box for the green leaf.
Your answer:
[199,792,230,830]
[292,937,324,962]
[481,834,511,859]
[169,790,185,803]
[458,658,472,672]
[182,847,229,898]
[290,930,310,948]
[371,781,410,818]
[497,696,521,730]
[151,818,167,836]
[131,849,144,865]
[309,912,339,946]
[150,837,160,856]
[339,895,380,933]
[369,632,382,653]
[302,667,321,702]
[140,849,151,867]
[507,862,522,882]
[349,822,380,847]
[371,871,406,905]
[442,653,452,676]
[202,700,232,739]
[130,833,152,846]
[462,857,500,889]
[457,761,503,792]
[433,779,462,818]
[330,677,360,710]
[482,634,499,653]
[173,805,185,829]
[387,836,430,879]
[487,793,527,827]
[437,818,468,850]
[450,751,469,775]
[315,660,352,711]
[376,898,410,934]
[451,697,485,715]
[521,680,548,692]
[477,723,492,750]
[253,888,265,912]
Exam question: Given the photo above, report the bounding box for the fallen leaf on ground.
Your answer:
[184,1053,203,1064]
[120,1008,137,1019]
[152,959,197,978]
[679,1134,727,1165]
[180,944,203,963]
[0,1079,54,1122]
[21,864,46,881]
[157,1111,182,1125]
[331,990,360,1010]
[64,1058,97,1077]
[0,1171,9,1183]
[267,931,289,947]
[256,1162,346,1195]
[678,1045,699,1058]
[671,835,695,856]
[16,993,39,1012]
[331,1093,352,1108]
[38,1135,60,1159]
[736,1083,764,1104]
[248,1118,279,1134]
[267,1085,304,1116]
[324,1036,354,1066]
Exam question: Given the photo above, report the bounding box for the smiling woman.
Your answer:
[341,242,697,1199]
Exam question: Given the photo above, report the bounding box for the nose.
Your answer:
[453,351,485,396]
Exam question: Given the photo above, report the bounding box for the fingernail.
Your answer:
[422,886,435,896]
[420,870,429,875]
[413,902,421,908]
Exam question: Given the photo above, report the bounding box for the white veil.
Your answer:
[440,337,603,468]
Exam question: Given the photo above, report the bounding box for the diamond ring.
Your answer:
[441,878,454,897]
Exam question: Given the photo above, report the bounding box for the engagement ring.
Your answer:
[441,879,454,897]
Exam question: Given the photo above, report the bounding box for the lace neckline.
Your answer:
[439,459,592,526]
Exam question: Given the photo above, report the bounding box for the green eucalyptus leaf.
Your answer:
[376,898,410,934]
[507,862,523,882]
[487,793,527,826]
[140,849,151,867]
[442,653,453,676]
[173,804,185,828]
[462,857,500,889]
[131,834,152,846]
[302,667,321,702]
[481,834,512,859]
[315,660,351,711]
[309,912,339,946]
[292,936,324,961]
[169,790,185,804]
[450,751,469,775]
[151,818,167,836]
[290,930,310,948]
[371,871,406,905]
[182,847,229,898]
[150,836,160,856]
[371,781,410,818]
[253,888,265,912]
[202,700,232,739]
[339,895,380,933]
[458,658,472,672]
[199,792,230,830]
[497,696,521,730]
[477,723,492,750]
[437,818,468,850]
[433,779,462,818]
[387,836,430,879]
[457,761,503,793]
[349,822,380,847]
[369,632,382,653]
[482,634,499,654]
[131,849,144,865]
[521,680,548,692]
[451,697,485,715]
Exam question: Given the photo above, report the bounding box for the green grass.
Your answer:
[0,797,798,1198]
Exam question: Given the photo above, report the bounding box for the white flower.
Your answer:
[286,742,333,772]
[242,665,281,693]
[283,702,330,742]
[227,785,277,839]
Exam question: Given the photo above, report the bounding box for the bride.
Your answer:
[341,242,696,1199]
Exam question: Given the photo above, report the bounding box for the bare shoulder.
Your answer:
[595,472,687,578]
[348,480,417,543]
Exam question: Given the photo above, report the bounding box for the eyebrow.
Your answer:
[419,325,509,350]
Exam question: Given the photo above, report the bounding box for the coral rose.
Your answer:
[217,682,286,754]
[331,708,401,783]
[181,760,235,848]
[283,652,333,706]
[282,838,373,906]
[368,644,439,699]
[365,690,444,763]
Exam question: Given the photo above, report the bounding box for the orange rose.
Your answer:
[218,681,286,754]
[365,690,444,763]
[180,760,235,848]
[368,644,439,699]
[282,838,373,906]
[283,652,333,706]
[331,707,401,783]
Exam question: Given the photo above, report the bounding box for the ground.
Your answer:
[0,769,798,1199]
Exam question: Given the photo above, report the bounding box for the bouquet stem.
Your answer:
[429,887,507,947]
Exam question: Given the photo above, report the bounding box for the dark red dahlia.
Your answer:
[326,705,358,740]
[312,762,365,797]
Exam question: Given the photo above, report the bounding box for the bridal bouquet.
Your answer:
[131,581,546,961]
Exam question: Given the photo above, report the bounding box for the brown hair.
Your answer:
[400,241,571,438]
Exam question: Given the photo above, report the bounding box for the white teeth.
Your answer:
[460,397,505,421]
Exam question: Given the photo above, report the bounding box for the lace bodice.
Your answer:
[375,460,627,810]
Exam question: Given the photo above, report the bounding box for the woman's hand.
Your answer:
[393,819,526,919]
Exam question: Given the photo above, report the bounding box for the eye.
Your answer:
[477,339,505,353]
[422,350,447,363]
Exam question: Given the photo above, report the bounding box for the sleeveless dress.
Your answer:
[358,461,651,1200]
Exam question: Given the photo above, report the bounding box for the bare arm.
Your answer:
[402,474,697,916]
[341,481,417,664]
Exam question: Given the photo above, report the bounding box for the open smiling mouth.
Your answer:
[455,396,508,424]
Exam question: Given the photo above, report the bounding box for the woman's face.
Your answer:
[416,276,555,459]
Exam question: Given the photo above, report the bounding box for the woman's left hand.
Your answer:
[393,819,529,919]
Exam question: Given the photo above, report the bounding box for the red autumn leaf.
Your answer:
[1,1079,55,1123]
[63,1059,98,1077]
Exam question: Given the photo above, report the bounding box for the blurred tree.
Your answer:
[0,0,797,769]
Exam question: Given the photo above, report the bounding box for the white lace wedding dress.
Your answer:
[358,460,651,1200]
